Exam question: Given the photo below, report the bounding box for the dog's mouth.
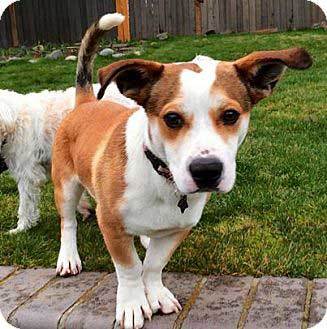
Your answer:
[190,186,221,194]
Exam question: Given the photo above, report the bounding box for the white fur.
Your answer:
[114,257,152,328]
[98,13,125,31]
[122,110,207,237]
[0,83,137,233]
[56,176,83,276]
[103,109,207,329]
[146,59,248,194]
[142,233,183,314]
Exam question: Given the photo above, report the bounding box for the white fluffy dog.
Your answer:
[0,83,137,233]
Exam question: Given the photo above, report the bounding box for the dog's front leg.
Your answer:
[142,229,190,314]
[98,209,152,329]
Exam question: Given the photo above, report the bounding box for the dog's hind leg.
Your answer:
[9,179,41,234]
[142,229,190,314]
[77,191,94,220]
[55,176,84,276]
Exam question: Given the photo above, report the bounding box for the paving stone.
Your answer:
[0,266,16,281]
[145,273,200,329]
[0,268,54,319]
[244,277,307,329]
[10,271,104,329]
[182,276,253,329]
[64,273,117,329]
[309,279,327,327]
[65,272,200,329]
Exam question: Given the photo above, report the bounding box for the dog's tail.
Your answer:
[75,13,125,107]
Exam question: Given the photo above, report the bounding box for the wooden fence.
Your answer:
[0,0,116,48]
[201,0,325,34]
[0,0,325,48]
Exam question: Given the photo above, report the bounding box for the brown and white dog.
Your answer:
[52,13,312,329]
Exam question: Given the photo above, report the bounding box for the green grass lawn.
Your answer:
[0,30,326,279]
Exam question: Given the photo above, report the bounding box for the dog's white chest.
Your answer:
[121,110,207,237]
[121,185,206,236]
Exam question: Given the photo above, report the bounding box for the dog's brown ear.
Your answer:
[234,48,312,104]
[97,59,164,106]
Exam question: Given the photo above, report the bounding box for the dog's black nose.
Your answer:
[189,157,223,189]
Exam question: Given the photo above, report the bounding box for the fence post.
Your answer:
[8,4,19,47]
[195,0,203,35]
[115,0,131,41]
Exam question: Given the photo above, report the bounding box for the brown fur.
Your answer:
[234,48,313,104]
[52,101,136,266]
[211,61,252,111]
[149,101,194,144]
[98,61,201,115]
[165,229,191,263]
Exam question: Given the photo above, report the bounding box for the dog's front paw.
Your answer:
[116,285,152,329]
[145,284,182,314]
[56,245,82,276]
[8,226,27,235]
[8,219,39,234]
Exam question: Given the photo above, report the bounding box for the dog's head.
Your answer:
[97,48,312,194]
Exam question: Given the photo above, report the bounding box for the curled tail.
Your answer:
[75,13,125,106]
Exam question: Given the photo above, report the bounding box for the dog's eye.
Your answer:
[221,109,240,125]
[163,112,184,129]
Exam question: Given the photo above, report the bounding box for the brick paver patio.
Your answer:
[0,266,326,329]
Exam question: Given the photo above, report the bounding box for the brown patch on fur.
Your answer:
[234,48,312,104]
[97,59,165,104]
[52,100,136,267]
[206,193,212,203]
[94,118,134,266]
[165,229,191,263]
[234,48,312,73]
[209,99,248,142]
[211,61,252,111]
[209,62,252,142]
[98,60,201,114]
[149,100,194,144]
[146,63,201,115]
[75,88,96,107]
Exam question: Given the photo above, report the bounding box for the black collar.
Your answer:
[0,139,8,174]
[144,147,188,213]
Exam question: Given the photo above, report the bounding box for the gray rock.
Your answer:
[0,268,54,319]
[99,48,114,56]
[64,272,200,329]
[46,50,63,60]
[112,53,125,59]
[0,266,16,281]
[244,277,307,329]
[10,272,104,329]
[156,32,168,40]
[310,279,327,327]
[183,276,253,329]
